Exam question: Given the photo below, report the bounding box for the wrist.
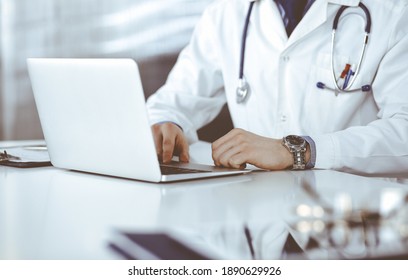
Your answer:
[281,143,294,169]
[282,145,310,170]
[282,135,307,170]
[305,142,311,163]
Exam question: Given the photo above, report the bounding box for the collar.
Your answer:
[326,0,360,6]
[252,0,360,6]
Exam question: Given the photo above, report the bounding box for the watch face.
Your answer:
[286,135,305,146]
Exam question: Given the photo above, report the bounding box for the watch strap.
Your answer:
[292,147,306,170]
[282,135,307,170]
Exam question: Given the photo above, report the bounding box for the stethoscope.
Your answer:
[236,1,372,104]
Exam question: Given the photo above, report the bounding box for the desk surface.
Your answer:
[1,141,408,260]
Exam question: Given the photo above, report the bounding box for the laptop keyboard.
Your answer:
[160,165,211,175]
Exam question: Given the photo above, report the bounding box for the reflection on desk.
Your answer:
[1,141,408,260]
[154,171,408,260]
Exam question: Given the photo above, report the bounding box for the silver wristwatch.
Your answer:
[282,135,307,170]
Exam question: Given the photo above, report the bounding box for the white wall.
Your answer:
[0,0,213,140]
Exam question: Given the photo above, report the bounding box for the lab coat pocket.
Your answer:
[303,52,369,134]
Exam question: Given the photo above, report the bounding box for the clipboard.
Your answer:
[0,145,52,168]
[109,231,211,260]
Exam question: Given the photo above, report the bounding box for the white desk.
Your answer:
[1,141,408,260]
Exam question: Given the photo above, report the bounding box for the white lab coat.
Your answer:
[146,0,408,176]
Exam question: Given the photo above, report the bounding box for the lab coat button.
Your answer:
[280,115,287,122]
[282,56,290,62]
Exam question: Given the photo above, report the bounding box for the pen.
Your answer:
[343,69,354,90]
[244,225,256,259]
[340,64,351,79]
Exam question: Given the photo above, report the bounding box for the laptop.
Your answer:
[27,58,250,182]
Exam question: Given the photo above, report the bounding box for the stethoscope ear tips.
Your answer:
[316,82,326,89]
[362,85,371,92]
[316,82,372,93]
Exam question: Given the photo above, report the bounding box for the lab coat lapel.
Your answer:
[256,0,288,50]
[286,0,329,47]
[286,0,360,47]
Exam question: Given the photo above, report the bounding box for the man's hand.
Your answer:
[151,122,189,163]
[212,128,297,170]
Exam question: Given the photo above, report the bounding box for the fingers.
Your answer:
[151,122,189,163]
[212,128,287,170]
[212,128,242,152]
[161,129,176,163]
[152,124,164,159]
[212,129,249,168]
[217,146,247,169]
[175,133,190,163]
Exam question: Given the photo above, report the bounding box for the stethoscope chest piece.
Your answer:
[236,78,250,104]
[236,1,255,104]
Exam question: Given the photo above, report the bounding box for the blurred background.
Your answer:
[0,0,232,142]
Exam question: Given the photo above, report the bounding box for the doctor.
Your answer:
[146,0,408,175]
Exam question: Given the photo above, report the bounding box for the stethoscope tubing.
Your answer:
[333,3,371,33]
[326,2,371,94]
[236,1,255,104]
[239,1,255,80]
[237,1,373,103]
